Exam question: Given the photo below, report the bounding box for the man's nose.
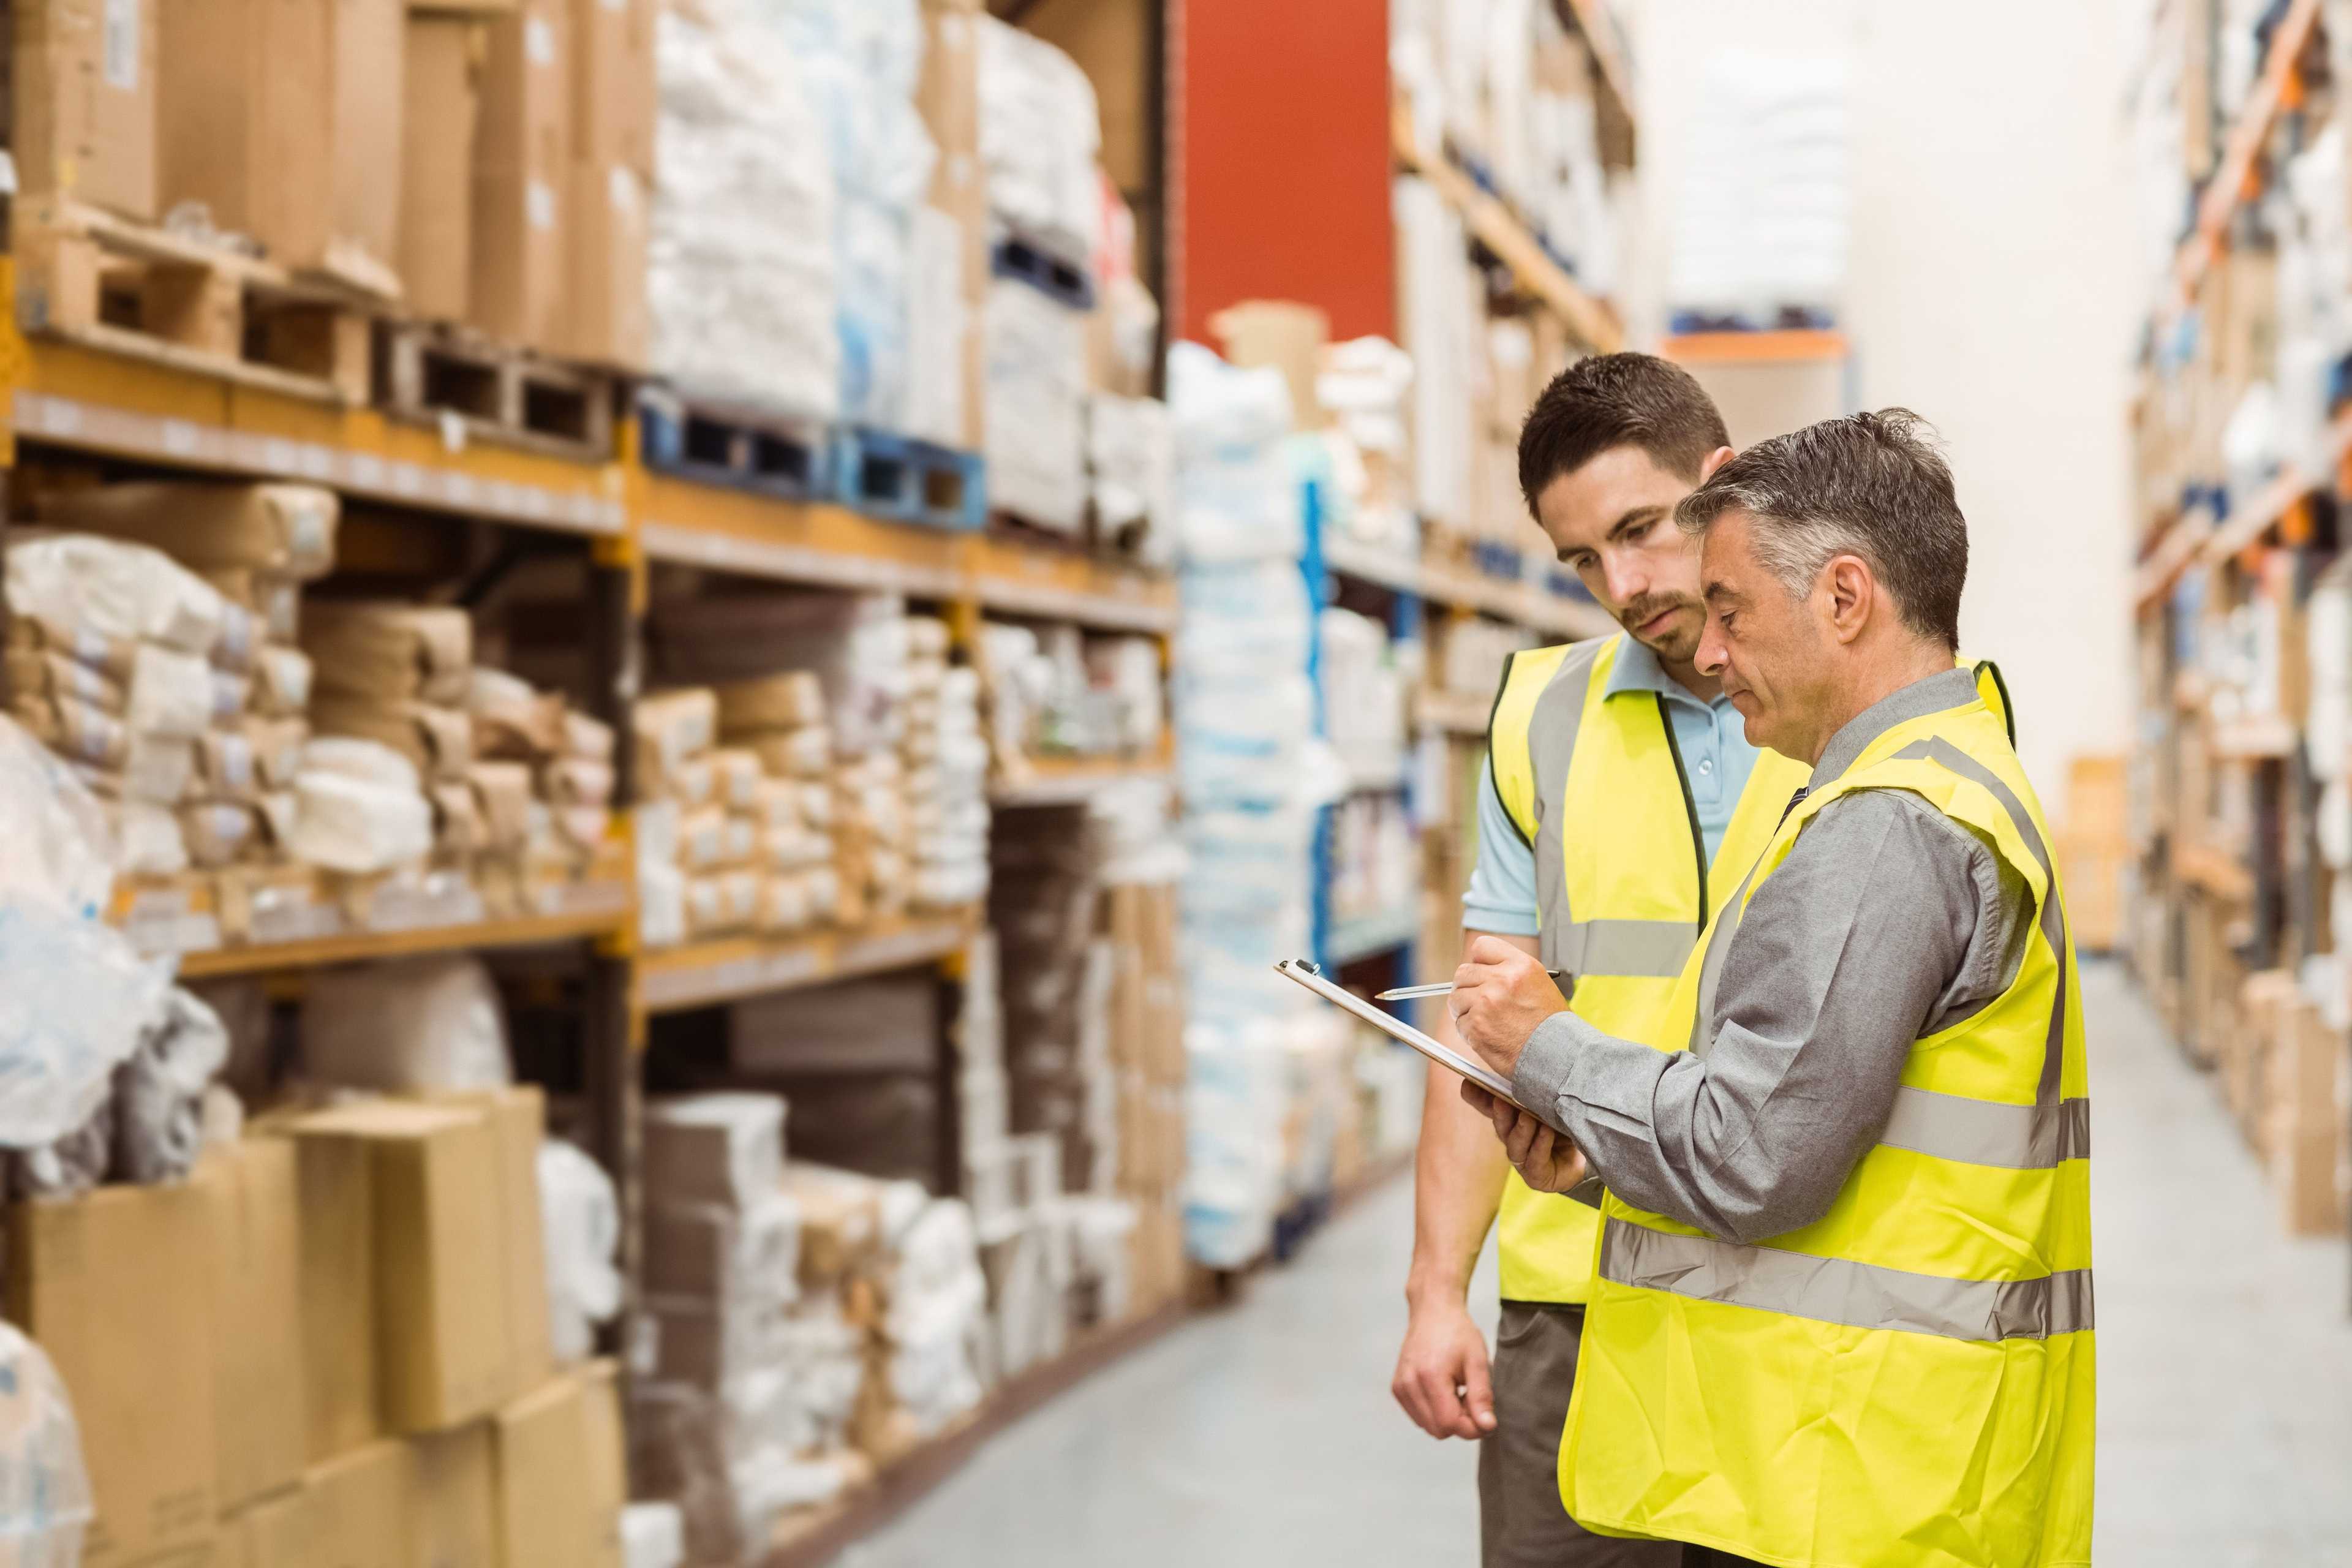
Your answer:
[1694,619,1728,676]
[1604,552,1646,608]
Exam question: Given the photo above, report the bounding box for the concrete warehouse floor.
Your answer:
[842,963,2352,1568]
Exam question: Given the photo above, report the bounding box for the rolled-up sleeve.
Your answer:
[1509,791,1988,1244]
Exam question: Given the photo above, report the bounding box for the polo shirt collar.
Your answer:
[1603,633,1713,709]
[1809,665,1979,786]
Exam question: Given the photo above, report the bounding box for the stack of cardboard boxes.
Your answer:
[4,1088,625,1567]
[2228,974,2352,1237]
[1104,883,1188,1316]
[7,0,651,366]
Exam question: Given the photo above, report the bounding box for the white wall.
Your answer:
[1623,2,2143,816]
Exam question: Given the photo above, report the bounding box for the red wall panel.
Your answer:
[1172,0,1394,345]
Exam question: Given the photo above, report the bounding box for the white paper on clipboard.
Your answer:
[1273,959,1533,1112]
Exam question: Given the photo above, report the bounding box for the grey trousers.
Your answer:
[1477,1302,1684,1568]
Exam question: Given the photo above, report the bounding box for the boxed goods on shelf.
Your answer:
[1087,394,1177,563]
[401,12,484,322]
[12,0,160,221]
[7,1178,222,1568]
[308,1439,415,1568]
[472,0,571,348]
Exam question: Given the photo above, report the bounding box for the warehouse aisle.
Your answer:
[844,1177,1483,1566]
[2085,963,2352,1565]
[848,962,2352,1567]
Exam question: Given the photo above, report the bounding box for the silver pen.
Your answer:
[1374,970,1562,1002]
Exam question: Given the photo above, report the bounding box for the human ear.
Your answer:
[1825,556,1872,644]
[1697,445,1736,483]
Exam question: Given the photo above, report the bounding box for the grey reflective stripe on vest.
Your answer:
[1556,918,1698,979]
[1528,640,1607,977]
[1890,737,2071,1106]
[1880,1087,2091,1169]
[1599,1218,2095,1341]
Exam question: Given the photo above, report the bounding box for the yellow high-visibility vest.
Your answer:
[1558,676,2093,1568]
[1485,634,1809,1303]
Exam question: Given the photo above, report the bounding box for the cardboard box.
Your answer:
[713,670,827,734]
[469,1086,557,1390]
[157,0,334,270]
[412,1424,497,1568]
[8,1183,219,1568]
[567,0,654,175]
[284,1123,382,1463]
[224,1483,316,1568]
[559,160,648,368]
[1020,0,1148,192]
[400,15,484,321]
[40,482,339,579]
[643,1092,786,1208]
[916,0,987,449]
[293,1101,513,1434]
[1208,300,1328,429]
[198,1140,309,1513]
[332,0,405,277]
[492,1377,594,1568]
[470,1,570,347]
[12,0,160,218]
[307,1441,416,1568]
[577,1362,627,1568]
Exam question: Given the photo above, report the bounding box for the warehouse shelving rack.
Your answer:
[2126,0,2352,1297]
[0,13,1643,1529]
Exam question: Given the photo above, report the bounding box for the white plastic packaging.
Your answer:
[651,0,842,418]
[300,956,513,1093]
[977,17,1102,262]
[985,278,1089,531]
[540,1138,625,1363]
[0,715,115,920]
[287,767,434,874]
[621,1502,686,1568]
[0,901,170,1148]
[0,1322,93,1563]
[7,532,228,655]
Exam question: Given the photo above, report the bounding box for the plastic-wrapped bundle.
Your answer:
[540,1139,625,1363]
[764,0,937,431]
[0,1324,92,1561]
[1668,52,1850,325]
[1087,395,1176,564]
[1394,178,1475,530]
[0,901,170,1150]
[985,277,1089,531]
[1169,342,1303,562]
[1182,1017,1292,1268]
[976,18,1102,263]
[651,0,840,418]
[111,986,230,1185]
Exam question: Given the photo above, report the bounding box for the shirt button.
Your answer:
[1698,758,1714,775]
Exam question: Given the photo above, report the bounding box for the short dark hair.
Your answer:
[1516,352,1732,513]
[1674,409,1967,649]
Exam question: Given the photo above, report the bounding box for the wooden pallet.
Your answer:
[637,386,833,500]
[376,321,619,462]
[13,199,381,403]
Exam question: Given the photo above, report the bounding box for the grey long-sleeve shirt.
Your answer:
[1510,666,2034,1246]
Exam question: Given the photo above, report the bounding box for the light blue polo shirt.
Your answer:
[1463,638,1762,936]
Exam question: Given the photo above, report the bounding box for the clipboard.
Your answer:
[1273,958,1534,1113]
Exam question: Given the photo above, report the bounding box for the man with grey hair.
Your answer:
[1439,410,2095,1568]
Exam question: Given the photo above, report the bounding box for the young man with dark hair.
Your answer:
[1390,353,1812,1567]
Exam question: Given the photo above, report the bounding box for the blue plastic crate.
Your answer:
[637,388,833,502]
[832,427,988,532]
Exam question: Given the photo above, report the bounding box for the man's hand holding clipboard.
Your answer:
[1273,938,1593,1197]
